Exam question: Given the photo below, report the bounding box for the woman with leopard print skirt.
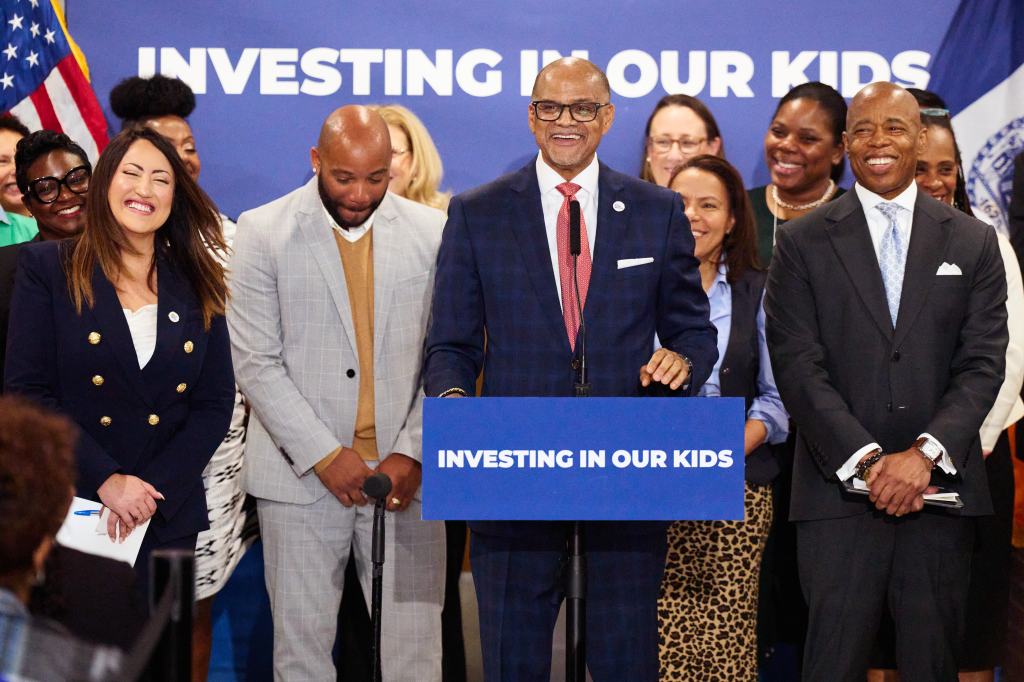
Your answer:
[656,156,789,681]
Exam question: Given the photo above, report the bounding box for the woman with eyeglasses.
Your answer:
[371,104,450,211]
[750,82,847,266]
[639,94,723,187]
[4,125,235,610]
[0,130,91,385]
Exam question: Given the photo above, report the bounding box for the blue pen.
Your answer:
[73,509,101,516]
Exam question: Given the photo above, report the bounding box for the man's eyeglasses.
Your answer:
[531,101,610,123]
[27,165,90,204]
[648,136,707,155]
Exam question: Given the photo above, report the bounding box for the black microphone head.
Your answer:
[362,472,392,499]
[569,199,581,256]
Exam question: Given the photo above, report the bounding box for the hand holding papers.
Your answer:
[843,478,963,509]
[55,496,150,566]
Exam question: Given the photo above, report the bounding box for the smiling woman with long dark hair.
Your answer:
[4,125,235,591]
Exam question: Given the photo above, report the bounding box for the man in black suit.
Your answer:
[765,82,1008,681]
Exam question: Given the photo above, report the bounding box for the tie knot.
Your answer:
[557,182,582,199]
[876,202,901,222]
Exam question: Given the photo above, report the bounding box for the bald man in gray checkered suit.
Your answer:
[228,106,445,681]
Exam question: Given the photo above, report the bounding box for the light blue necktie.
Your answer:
[876,202,907,328]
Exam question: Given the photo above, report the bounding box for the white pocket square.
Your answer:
[936,262,962,276]
[617,257,654,270]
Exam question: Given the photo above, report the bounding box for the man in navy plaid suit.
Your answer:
[423,57,717,681]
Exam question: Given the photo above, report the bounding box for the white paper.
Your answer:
[847,478,962,504]
[55,496,150,567]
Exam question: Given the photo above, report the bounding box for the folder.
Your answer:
[842,479,963,509]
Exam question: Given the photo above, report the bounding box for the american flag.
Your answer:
[0,0,108,161]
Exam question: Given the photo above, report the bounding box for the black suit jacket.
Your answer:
[718,268,782,485]
[0,235,40,385]
[4,240,235,542]
[765,189,1007,521]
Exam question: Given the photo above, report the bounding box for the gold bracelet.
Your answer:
[438,387,467,398]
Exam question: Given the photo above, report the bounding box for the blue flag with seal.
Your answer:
[928,0,1024,234]
[422,397,746,521]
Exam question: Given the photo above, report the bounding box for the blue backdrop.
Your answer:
[68,1,959,219]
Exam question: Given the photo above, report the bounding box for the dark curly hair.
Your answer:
[0,396,76,588]
[0,113,30,138]
[14,130,91,195]
[109,74,196,128]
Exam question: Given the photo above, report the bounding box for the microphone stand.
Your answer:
[364,473,392,682]
[567,200,587,682]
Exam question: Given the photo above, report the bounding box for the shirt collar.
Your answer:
[322,203,376,235]
[854,180,918,216]
[0,205,10,226]
[535,152,600,199]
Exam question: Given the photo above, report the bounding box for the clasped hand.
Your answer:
[639,348,689,391]
[317,448,421,513]
[97,473,164,542]
[864,449,933,516]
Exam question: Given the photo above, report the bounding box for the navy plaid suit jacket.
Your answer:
[424,160,717,536]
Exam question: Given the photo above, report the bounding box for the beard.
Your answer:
[317,175,383,230]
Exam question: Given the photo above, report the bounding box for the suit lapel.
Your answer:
[825,192,894,341]
[893,198,952,347]
[583,163,627,323]
[372,195,399,365]
[509,164,571,350]
[141,258,187,396]
[87,264,153,407]
[297,179,359,355]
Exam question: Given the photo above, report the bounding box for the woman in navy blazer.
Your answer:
[4,126,234,587]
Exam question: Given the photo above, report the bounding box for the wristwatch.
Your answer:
[912,436,942,468]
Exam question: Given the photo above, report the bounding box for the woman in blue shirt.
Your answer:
[657,155,789,681]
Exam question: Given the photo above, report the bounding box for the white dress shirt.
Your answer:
[980,234,1024,449]
[836,182,955,480]
[535,153,598,309]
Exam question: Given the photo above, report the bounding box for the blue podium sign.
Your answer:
[422,397,745,521]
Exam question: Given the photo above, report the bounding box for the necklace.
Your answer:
[771,179,836,212]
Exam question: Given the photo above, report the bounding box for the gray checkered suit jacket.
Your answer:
[228,178,444,504]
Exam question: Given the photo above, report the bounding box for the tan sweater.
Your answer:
[314,228,379,473]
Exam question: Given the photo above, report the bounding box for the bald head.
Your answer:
[531,57,611,101]
[317,105,390,153]
[311,105,392,229]
[844,81,927,199]
[847,82,920,133]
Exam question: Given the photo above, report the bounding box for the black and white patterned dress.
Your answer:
[194,216,257,600]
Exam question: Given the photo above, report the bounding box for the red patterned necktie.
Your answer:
[556,182,592,350]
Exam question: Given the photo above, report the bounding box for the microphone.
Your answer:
[363,472,392,500]
[569,199,581,257]
[363,470,392,682]
[568,200,590,397]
